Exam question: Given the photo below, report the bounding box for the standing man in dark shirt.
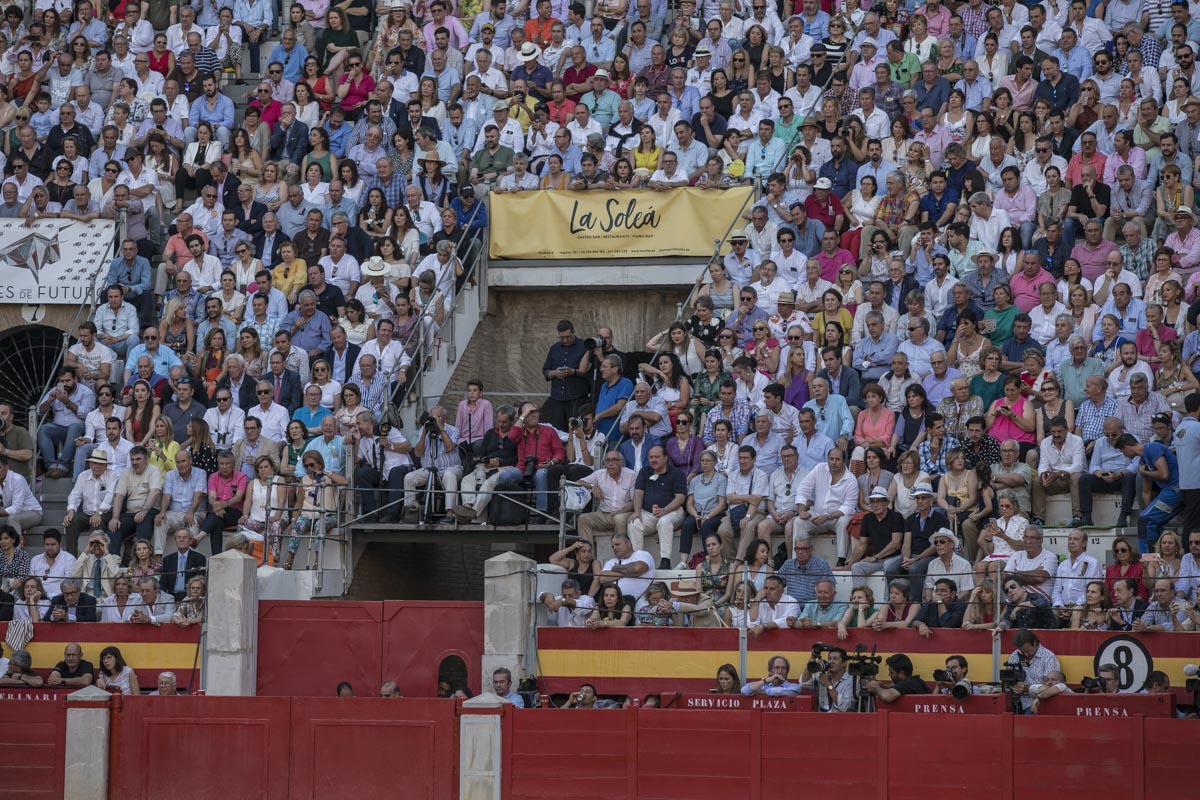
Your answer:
[542,320,590,431]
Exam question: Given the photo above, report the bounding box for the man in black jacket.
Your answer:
[161,527,207,601]
[885,483,950,600]
[44,579,99,622]
[324,326,362,385]
[453,406,521,522]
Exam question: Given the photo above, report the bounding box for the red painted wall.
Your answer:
[502,708,1199,800]
[108,696,457,800]
[256,600,483,697]
[0,697,65,799]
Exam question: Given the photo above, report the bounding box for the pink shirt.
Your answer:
[1070,240,1118,282]
[1103,148,1148,183]
[1009,268,1055,312]
[994,184,1037,225]
[209,470,248,504]
[455,399,495,444]
[816,249,856,282]
[996,75,1036,111]
[338,73,376,111]
[918,5,953,37]
[1165,227,1200,277]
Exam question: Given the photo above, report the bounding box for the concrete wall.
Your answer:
[435,288,686,406]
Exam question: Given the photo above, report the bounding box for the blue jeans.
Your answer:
[1139,487,1182,553]
[1018,221,1037,250]
[72,442,98,479]
[534,468,551,512]
[38,422,85,471]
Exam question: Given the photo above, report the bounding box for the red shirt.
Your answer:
[804,192,844,229]
[248,99,282,130]
[507,423,565,465]
[562,63,597,102]
[546,98,576,126]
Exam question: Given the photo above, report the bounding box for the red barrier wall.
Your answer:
[502,708,1200,800]
[108,697,456,800]
[256,600,483,697]
[0,698,65,798]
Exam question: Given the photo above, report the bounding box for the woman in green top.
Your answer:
[837,586,877,639]
[690,349,730,424]
[983,284,1018,345]
[301,127,337,182]
[320,8,359,76]
[969,346,1006,413]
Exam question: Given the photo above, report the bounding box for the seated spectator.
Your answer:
[45,577,98,622]
[868,579,921,630]
[794,578,847,629]
[627,445,687,571]
[1106,576,1149,632]
[540,578,597,627]
[96,645,139,695]
[69,532,122,599]
[716,445,767,562]
[161,527,207,602]
[886,482,949,598]
[0,649,43,688]
[172,575,207,627]
[681,453,728,563]
[998,575,1058,630]
[749,574,800,636]
[130,576,176,625]
[923,529,974,601]
[793,447,858,567]
[47,643,95,687]
[741,654,802,696]
[913,578,968,636]
[98,574,143,622]
[1070,580,1114,630]
[586,583,634,628]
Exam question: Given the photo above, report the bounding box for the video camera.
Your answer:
[845,643,882,679]
[806,644,830,675]
[999,661,1026,692]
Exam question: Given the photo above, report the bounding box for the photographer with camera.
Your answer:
[998,577,1058,631]
[1007,630,1061,713]
[741,655,802,697]
[506,403,566,515]
[800,646,856,712]
[547,405,605,516]
[454,406,522,523]
[402,406,464,524]
[351,409,413,522]
[866,654,928,703]
[933,655,976,698]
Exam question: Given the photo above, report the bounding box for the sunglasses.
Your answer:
[676,419,691,425]
[216,396,231,402]
[144,335,158,340]
[257,389,272,395]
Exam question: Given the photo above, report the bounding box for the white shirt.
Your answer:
[735,372,769,407]
[554,593,596,626]
[356,338,411,383]
[762,403,800,440]
[184,253,222,290]
[1037,433,1086,476]
[757,593,800,626]
[247,402,290,443]
[68,341,116,387]
[1106,360,1153,400]
[582,467,635,513]
[1,471,41,516]
[1052,552,1102,607]
[767,467,802,514]
[1007,548,1062,601]
[969,208,1012,251]
[603,549,656,599]
[203,405,246,448]
[318,253,362,296]
[1028,301,1067,345]
[726,467,769,509]
[852,106,891,140]
[95,438,134,479]
[925,274,960,320]
[795,463,858,517]
[749,277,786,313]
[1092,269,1143,302]
[67,468,115,516]
[29,550,76,598]
[99,592,143,623]
[1022,154,1069,195]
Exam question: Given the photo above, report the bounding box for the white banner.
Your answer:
[0,219,116,305]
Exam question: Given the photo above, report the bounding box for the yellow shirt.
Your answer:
[148,439,179,475]
[633,147,662,171]
[272,259,308,299]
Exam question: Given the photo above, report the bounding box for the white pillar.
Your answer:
[64,686,111,800]
[482,551,535,685]
[205,550,259,696]
[459,692,508,800]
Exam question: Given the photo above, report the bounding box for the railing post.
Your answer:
[483,552,536,685]
[460,693,508,800]
[64,685,113,800]
[205,550,259,695]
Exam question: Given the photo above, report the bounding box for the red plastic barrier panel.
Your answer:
[889,693,1011,714]
[381,600,484,696]
[109,695,294,800]
[1036,692,1175,718]
[288,698,457,800]
[506,706,634,799]
[1013,715,1140,800]
[257,600,385,697]
[666,692,815,711]
[887,712,1011,800]
[761,712,883,798]
[1144,717,1200,797]
[0,697,65,799]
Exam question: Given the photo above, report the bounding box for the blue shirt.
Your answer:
[794,430,834,471]
[595,377,633,439]
[856,333,900,382]
[1175,417,1200,491]
[803,395,854,440]
[913,77,951,113]
[106,255,151,297]
[163,467,208,512]
[819,156,858,198]
[280,309,332,353]
[189,92,236,131]
[303,434,347,475]
[293,405,331,431]
[267,42,308,83]
[1141,442,1179,491]
[323,120,351,158]
[125,344,183,378]
[776,555,834,604]
[1092,298,1146,341]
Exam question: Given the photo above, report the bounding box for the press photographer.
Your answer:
[403,406,463,523]
[800,645,855,712]
[1007,630,1062,713]
[546,405,605,515]
[933,655,976,699]
[866,654,928,704]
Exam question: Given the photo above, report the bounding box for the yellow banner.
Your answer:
[488,186,753,260]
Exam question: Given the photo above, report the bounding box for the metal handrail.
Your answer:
[29,220,120,472]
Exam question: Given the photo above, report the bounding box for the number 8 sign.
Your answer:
[1094,635,1154,693]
